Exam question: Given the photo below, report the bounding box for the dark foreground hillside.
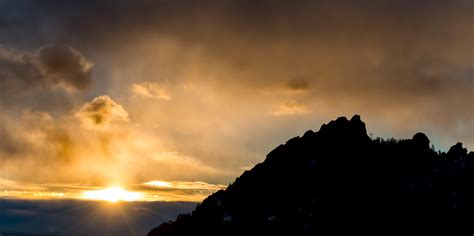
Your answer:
[149,115,473,236]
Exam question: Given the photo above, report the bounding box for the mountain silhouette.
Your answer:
[148,115,473,236]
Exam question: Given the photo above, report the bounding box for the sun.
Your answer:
[82,186,144,203]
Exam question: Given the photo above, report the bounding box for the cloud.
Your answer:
[35,44,94,91]
[0,0,472,194]
[144,180,226,191]
[0,44,93,94]
[0,46,44,95]
[285,77,311,92]
[0,178,225,202]
[75,95,129,130]
[270,101,312,116]
[132,82,171,100]
[21,110,52,122]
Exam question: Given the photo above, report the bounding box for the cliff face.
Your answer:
[149,115,474,236]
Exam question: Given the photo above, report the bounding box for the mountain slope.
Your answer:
[149,115,474,236]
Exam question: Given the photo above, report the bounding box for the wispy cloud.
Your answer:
[270,101,312,116]
[0,178,225,202]
[144,180,226,191]
[132,82,171,100]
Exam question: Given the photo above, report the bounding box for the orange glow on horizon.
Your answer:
[82,186,144,203]
[0,179,226,202]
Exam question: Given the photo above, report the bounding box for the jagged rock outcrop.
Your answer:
[149,115,474,236]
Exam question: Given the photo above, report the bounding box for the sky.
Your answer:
[0,0,473,232]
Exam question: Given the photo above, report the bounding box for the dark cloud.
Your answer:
[35,44,93,90]
[0,46,44,95]
[0,44,92,91]
[0,44,93,111]
[286,78,311,92]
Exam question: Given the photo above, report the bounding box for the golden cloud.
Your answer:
[0,178,225,202]
[132,82,171,100]
[144,180,226,191]
[75,95,129,130]
[21,109,52,122]
[270,101,312,116]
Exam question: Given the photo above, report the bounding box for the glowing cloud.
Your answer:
[132,82,171,100]
[144,180,226,191]
[270,101,312,116]
[75,95,129,130]
[0,179,225,202]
